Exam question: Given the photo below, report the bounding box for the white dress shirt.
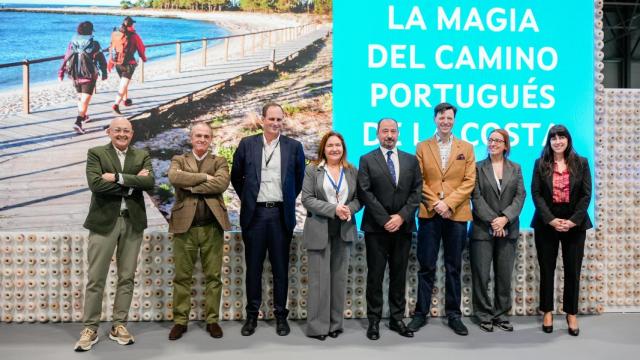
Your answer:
[257,134,283,202]
[115,147,128,211]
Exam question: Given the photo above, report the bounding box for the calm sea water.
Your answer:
[0,4,228,89]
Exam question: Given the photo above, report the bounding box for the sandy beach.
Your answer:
[0,7,314,117]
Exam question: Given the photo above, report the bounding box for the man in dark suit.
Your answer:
[74,117,154,352]
[231,102,306,336]
[357,118,422,340]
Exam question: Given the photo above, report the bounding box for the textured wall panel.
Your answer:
[0,229,608,323]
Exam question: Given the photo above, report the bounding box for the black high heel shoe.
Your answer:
[542,312,553,333]
[308,334,327,341]
[566,315,580,336]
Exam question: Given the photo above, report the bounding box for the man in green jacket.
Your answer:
[74,117,154,352]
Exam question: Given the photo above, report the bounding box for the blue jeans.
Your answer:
[414,216,468,319]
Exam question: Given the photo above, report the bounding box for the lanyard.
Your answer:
[263,139,280,167]
[324,167,344,202]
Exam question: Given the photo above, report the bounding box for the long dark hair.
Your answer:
[538,124,581,176]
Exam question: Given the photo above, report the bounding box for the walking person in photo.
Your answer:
[58,21,107,135]
[109,16,146,115]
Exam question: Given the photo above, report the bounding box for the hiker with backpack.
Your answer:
[59,21,108,135]
[108,16,147,115]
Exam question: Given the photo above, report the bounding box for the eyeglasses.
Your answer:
[487,138,505,144]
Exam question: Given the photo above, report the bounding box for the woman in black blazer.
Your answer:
[531,125,592,336]
[470,129,525,333]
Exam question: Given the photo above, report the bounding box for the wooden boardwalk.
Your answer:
[0,26,330,232]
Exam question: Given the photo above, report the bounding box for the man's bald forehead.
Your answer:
[190,122,212,135]
[109,117,132,129]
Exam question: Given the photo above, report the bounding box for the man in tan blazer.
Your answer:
[167,122,231,340]
[408,103,476,336]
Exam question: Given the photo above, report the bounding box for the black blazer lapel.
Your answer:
[373,149,396,188]
[569,164,578,200]
[544,165,554,198]
[397,151,410,189]
[252,135,263,184]
[280,136,290,187]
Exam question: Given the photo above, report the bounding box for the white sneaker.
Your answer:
[73,122,85,134]
[74,327,98,352]
[109,324,135,345]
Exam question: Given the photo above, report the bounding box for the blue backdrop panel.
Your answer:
[334,1,595,226]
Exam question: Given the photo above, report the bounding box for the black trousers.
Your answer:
[242,206,292,319]
[534,225,586,315]
[365,231,411,322]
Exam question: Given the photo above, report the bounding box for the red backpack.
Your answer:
[110,29,131,65]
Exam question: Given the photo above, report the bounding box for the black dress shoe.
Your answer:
[566,315,579,336]
[388,320,414,338]
[241,317,257,336]
[493,319,514,332]
[168,324,187,340]
[308,334,327,341]
[448,318,469,336]
[276,317,290,336]
[479,321,494,332]
[407,316,427,332]
[328,329,343,338]
[366,320,380,340]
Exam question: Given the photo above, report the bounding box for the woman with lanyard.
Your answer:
[301,131,361,340]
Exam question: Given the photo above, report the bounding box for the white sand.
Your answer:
[0,8,314,117]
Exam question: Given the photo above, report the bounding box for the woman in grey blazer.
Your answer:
[302,131,361,340]
[470,129,525,332]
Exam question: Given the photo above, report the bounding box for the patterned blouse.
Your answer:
[552,163,570,203]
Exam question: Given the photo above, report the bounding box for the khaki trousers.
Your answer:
[172,223,224,325]
[83,216,143,330]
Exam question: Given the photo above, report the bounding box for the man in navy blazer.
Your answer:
[231,102,306,336]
